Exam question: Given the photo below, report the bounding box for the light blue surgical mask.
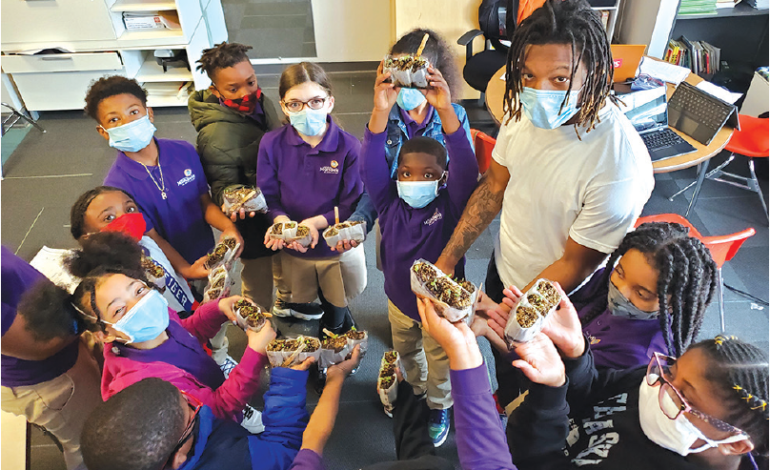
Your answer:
[519,87,581,129]
[396,88,427,111]
[396,175,445,209]
[288,108,328,136]
[607,280,658,320]
[109,289,169,343]
[102,115,157,153]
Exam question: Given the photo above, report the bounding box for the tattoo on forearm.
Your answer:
[443,175,505,263]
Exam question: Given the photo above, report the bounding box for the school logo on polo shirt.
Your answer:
[320,161,340,175]
[177,168,196,186]
[424,208,443,226]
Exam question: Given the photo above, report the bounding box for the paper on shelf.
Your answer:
[639,57,691,85]
[696,81,742,104]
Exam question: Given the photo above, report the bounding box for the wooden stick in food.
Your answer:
[416,33,430,58]
[282,337,307,368]
[334,206,340,225]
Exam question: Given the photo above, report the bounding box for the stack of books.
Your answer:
[716,0,739,8]
[664,36,721,77]
[677,0,718,16]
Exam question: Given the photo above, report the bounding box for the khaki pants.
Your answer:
[240,256,275,309]
[276,246,367,308]
[1,340,102,469]
[387,301,452,410]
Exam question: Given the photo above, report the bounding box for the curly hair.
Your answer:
[84,76,147,122]
[67,231,144,279]
[582,222,718,358]
[693,335,769,457]
[503,0,614,131]
[17,279,82,341]
[70,186,134,240]
[390,28,461,101]
[196,41,253,79]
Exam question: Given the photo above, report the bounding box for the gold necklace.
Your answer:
[140,159,167,200]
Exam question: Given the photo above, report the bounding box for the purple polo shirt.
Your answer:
[1,247,78,387]
[257,117,363,258]
[398,104,434,138]
[362,127,479,321]
[110,318,225,390]
[573,268,669,370]
[104,138,215,264]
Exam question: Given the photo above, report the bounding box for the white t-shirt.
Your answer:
[29,236,195,312]
[491,101,654,289]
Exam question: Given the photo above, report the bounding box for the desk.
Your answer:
[485,64,734,214]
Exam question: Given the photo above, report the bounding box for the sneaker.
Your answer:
[217,355,238,379]
[428,408,451,447]
[272,299,324,321]
[271,299,292,318]
[241,405,265,434]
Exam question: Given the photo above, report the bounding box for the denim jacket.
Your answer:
[350,103,473,231]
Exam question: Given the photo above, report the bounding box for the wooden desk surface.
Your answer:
[485,65,733,174]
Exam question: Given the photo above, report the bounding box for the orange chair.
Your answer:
[636,213,756,332]
[670,115,769,220]
[470,128,496,174]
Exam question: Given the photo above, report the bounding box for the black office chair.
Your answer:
[457,0,517,105]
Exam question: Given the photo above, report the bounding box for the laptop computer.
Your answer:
[668,81,740,146]
[621,85,697,162]
[610,44,646,83]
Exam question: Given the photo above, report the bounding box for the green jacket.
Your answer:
[188,89,281,259]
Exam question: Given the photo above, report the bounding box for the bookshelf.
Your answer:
[1,0,226,111]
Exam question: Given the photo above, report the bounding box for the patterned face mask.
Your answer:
[219,88,263,115]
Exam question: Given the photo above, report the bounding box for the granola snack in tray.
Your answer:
[222,185,268,216]
[322,220,367,247]
[410,259,478,323]
[383,55,430,89]
[319,335,350,369]
[377,350,404,415]
[266,336,321,367]
[202,266,232,303]
[267,221,313,248]
[503,279,562,345]
[234,299,268,332]
[141,256,166,292]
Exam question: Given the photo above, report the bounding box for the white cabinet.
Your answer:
[1,0,227,111]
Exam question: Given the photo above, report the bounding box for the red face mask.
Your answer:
[220,88,262,114]
[100,213,147,242]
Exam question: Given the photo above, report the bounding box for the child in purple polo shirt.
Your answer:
[362,61,479,447]
[84,76,243,272]
[258,63,365,336]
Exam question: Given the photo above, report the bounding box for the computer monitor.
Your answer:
[621,85,667,134]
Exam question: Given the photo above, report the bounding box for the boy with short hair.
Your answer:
[362,63,479,446]
[189,42,281,312]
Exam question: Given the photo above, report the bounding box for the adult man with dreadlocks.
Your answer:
[435,0,653,301]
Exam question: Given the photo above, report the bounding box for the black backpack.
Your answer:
[478,0,518,44]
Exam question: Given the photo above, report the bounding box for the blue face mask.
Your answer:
[396,175,444,209]
[396,88,427,111]
[519,87,581,129]
[607,280,658,320]
[102,115,157,153]
[288,108,328,136]
[109,289,169,343]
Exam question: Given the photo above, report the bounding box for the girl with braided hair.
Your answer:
[500,292,767,469]
[482,221,718,409]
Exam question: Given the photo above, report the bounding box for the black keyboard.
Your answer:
[642,128,688,151]
[667,81,735,145]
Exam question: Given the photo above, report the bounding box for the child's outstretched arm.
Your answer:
[300,346,361,456]
[146,228,209,280]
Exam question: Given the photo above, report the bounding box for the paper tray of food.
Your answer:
[322,221,366,247]
[222,185,268,216]
[383,55,430,89]
[234,299,268,332]
[503,279,562,345]
[204,237,240,270]
[268,221,312,248]
[377,350,403,414]
[410,259,477,322]
[266,336,322,367]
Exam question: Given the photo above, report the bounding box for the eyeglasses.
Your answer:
[281,96,328,113]
[646,352,746,436]
[163,391,203,468]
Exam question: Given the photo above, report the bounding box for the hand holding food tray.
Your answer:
[266,336,321,368]
[268,221,312,248]
[410,259,478,323]
[222,185,268,216]
[377,350,403,414]
[503,279,562,345]
[233,298,268,332]
[323,221,367,247]
[383,32,431,89]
